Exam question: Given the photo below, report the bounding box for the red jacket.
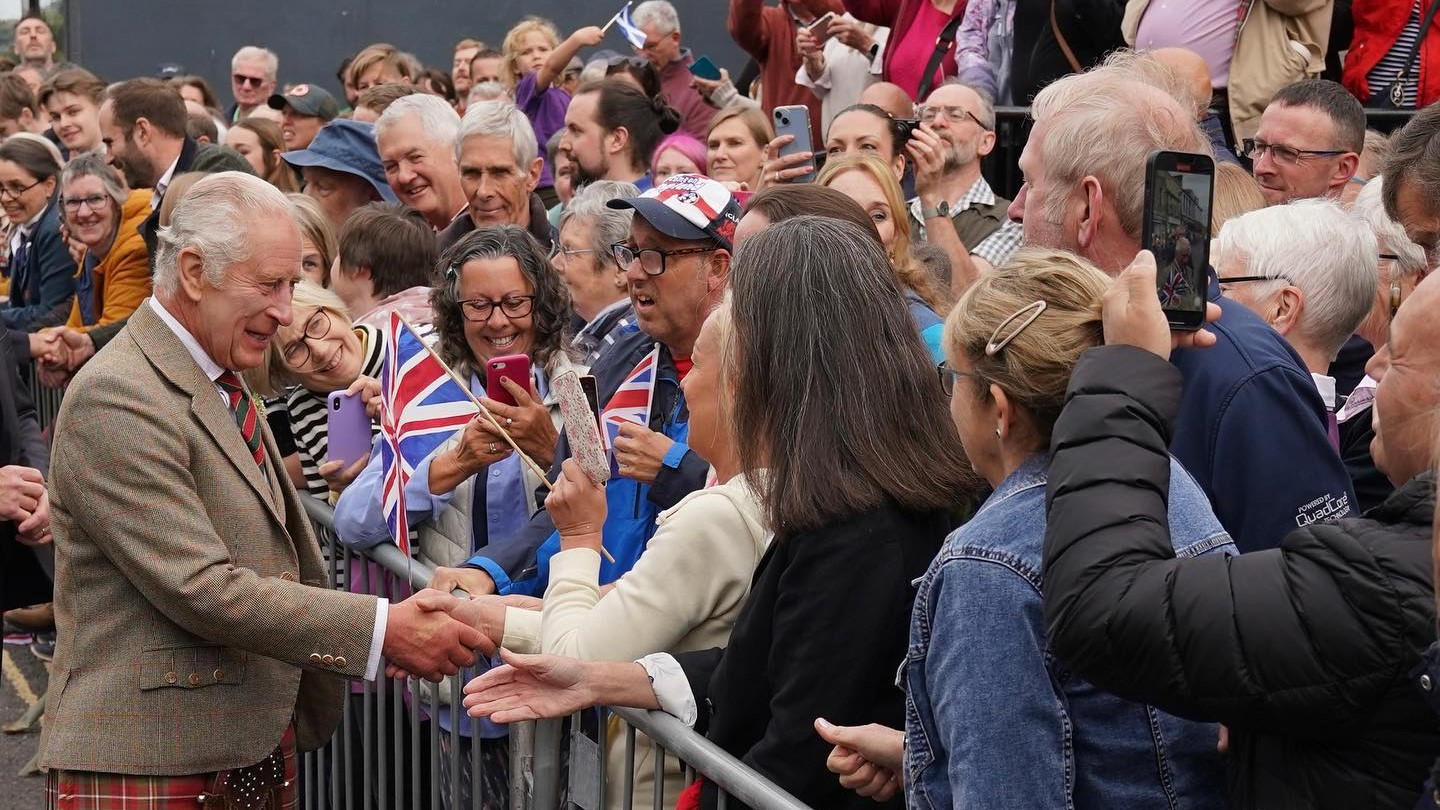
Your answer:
[1343,0,1440,106]
[728,0,842,144]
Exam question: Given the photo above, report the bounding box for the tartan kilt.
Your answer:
[47,727,297,810]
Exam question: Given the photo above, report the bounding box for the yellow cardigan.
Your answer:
[65,188,154,331]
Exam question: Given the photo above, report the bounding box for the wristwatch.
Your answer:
[920,201,950,220]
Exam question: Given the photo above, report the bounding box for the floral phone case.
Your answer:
[553,371,610,485]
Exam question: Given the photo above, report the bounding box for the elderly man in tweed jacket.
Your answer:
[37,172,489,809]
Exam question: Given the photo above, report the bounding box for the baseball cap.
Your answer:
[268,84,339,121]
[281,119,397,202]
[606,174,741,250]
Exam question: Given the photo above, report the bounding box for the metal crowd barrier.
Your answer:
[301,496,815,810]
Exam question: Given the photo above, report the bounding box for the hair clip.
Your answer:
[444,265,458,282]
[985,300,1047,357]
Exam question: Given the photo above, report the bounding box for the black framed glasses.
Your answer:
[1241,139,1345,166]
[610,243,717,276]
[1219,274,1289,285]
[917,105,989,130]
[61,194,110,213]
[459,295,536,322]
[282,309,333,369]
[0,177,44,200]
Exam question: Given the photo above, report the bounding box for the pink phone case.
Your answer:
[326,390,372,468]
[552,371,610,485]
[486,354,531,407]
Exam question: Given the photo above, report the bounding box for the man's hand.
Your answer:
[828,17,874,54]
[612,422,674,485]
[429,565,498,597]
[815,719,904,802]
[50,326,96,371]
[382,589,493,682]
[462,648,599,723]
[545,459,607,550]
[906,126,948,201]
[319,454,369,494]
[0,465,45,523]
[796,27,823,62]
[16,487,51,546]
[1103,250,1220,360]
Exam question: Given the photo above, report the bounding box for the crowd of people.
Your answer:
[1,1,1440,809]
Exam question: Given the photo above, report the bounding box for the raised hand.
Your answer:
[612,421,674,484]
[1103,250,1220,359]
[757,134,815,187]
[544,458,607,550]
[382,589,493,682]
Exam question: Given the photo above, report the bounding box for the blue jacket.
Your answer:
[4,199,74,354]
[904,290,945,364]
[904,452,1231,810]
[1169,275,1355,551]
[463,324,709,595]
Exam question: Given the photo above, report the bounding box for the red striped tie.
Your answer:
[216,370,265,466]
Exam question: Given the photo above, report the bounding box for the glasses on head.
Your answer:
[607,55,651,70]
[61,194,110,213]
[548,242,596,264]
[459,295,536,322]
[282,309,333,369]
[936,361,978,397]
[917,105,989,130]
[0,177,43,200]
[610,243,717,276]
[233,74,266,88]
[1241,139,1345,166]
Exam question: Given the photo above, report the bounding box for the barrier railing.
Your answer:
[300,496,815,810]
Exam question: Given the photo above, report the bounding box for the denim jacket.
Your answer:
[903,453,1231,810]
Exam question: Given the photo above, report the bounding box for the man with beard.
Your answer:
[907,80,1022,295]
[98,78,254,255]
[560,79,681,192]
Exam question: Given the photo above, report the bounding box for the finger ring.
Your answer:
[488,442,498,454]
[506,417,513,427]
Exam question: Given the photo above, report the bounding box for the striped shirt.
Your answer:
[1369,0,1425,107]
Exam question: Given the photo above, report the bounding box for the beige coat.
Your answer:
[1123,0,1332,142]
[39,303,377,775]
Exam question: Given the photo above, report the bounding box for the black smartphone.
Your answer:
[579,374,602,434]
[1142,150,1214,331]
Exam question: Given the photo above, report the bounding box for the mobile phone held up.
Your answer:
[326,390,372,469]
[772,105,816,183]
[485,354,532,408]
[690,55,722,82]
[1141,150,1214,331]
[809,11,837,44]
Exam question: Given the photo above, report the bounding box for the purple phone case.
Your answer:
[326,390,372,468]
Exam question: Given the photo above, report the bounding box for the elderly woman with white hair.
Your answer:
[550,179,637,360]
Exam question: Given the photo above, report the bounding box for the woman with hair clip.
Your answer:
[818,248,1229,809]
[461,215,980,810]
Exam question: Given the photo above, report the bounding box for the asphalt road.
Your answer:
[0,641,47,809]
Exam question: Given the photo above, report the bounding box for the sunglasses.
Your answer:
[233,74,266,88]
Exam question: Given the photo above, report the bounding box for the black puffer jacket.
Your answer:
[1043,345,1438,810]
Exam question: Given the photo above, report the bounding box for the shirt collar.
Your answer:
[147,296,226,383]
[152,155,182,210]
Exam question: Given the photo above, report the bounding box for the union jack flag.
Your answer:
[599,346,659,467]
[380,312,478,554]
[1158,264,1195,308]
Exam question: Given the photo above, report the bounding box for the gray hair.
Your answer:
[231,46,279,80]
[934,78,995,129]
[1216,199,1378,361]
[559,180,639,262]
[59,152,127,207]
[154,172,295,298]
[466,81,507,105]
[632,0,680,34]
[1354,179,1427,279]
[580,58,609,85]
[456,100,537,167]
[376,93,462,151]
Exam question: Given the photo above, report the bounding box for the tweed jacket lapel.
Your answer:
[126,304,285,529]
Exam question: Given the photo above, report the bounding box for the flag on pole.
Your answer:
[380,313,478,554]
[598,346,659,472]
[612,2,648,50]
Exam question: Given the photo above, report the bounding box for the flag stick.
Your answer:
[600,1,629,33]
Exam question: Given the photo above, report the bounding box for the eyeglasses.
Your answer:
[610,243,717,276]
[1241,139,1346,166]
[936,361,977,397]
[1217,274,1290,294]
[0,178,43,199]
[61,194,110,213]
[917,105,989,130]
[459,295,536,322]
[548,243,595,264]
[233,74,266,88]
[282,309,333,369]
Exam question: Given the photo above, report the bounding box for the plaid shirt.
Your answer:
[909,175,1024,267]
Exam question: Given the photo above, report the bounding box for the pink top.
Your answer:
[1134,0,1243,88]
[888,0,959,100]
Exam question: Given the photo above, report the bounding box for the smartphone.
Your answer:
[690,55,722,82]
[1141,150,1214,331]
[326,390,372,468]
[485,354,532,407]
[552,371,610,485]
[578,375,602,434]
[772,105,816,183]
[809,11,837,43]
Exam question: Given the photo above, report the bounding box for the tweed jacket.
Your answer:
[38,302,378,776]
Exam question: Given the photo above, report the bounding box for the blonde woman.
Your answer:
[705,105,772,190]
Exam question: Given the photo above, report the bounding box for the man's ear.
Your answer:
[1074,175,1105,249]
[525,156,544,193]
[1269,285,1305,336]
[705,248,732,292]
[176,247,209,303]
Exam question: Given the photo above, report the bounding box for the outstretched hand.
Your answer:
[1103,250,1220,360]
[462,648,597,723]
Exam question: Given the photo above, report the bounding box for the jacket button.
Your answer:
[309,653,323,665]
[322,654,335,666]
[164,671,178,685]
[1422,674,1433,691]
[213,669,225,681]
[334,656,348,669]
[280,571,296,581]
[187,673,201,686]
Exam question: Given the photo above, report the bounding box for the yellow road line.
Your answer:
[3,650,38,707]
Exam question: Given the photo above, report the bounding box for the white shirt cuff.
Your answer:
[636,652,697,727]
[365,598,389,681]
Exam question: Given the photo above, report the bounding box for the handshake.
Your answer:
[378,588,538,681]
[29,327,97,389]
